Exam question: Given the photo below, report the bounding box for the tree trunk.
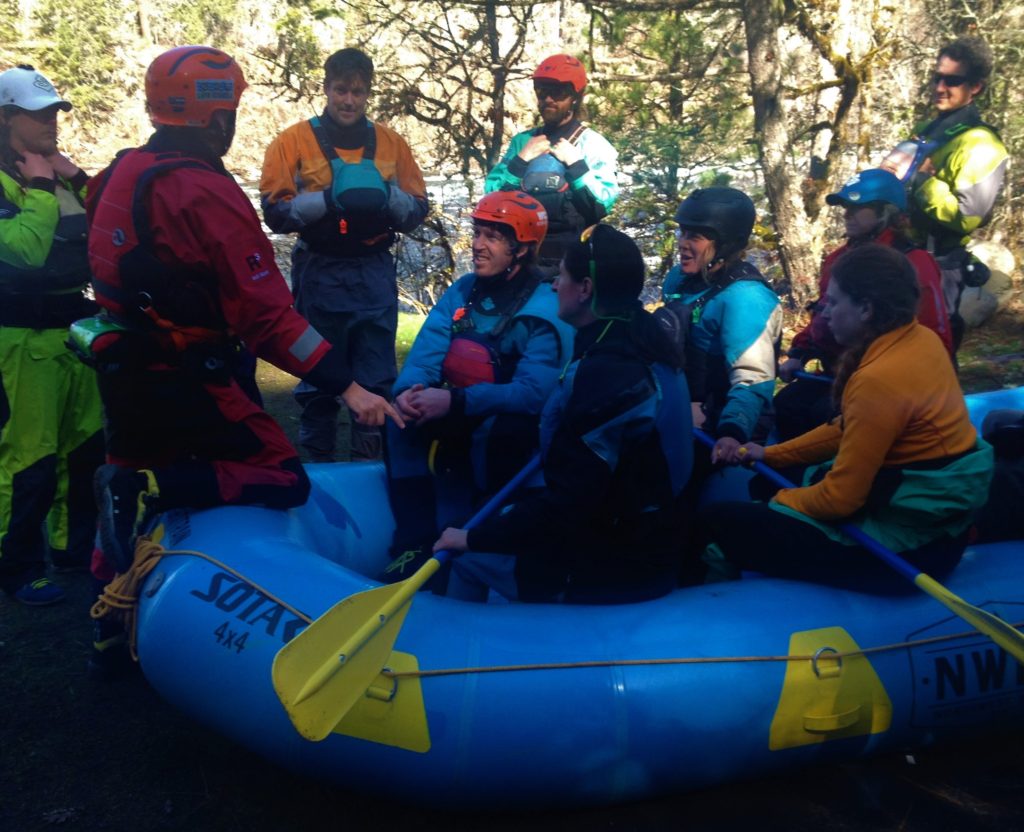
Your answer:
[742,0,819,306]
[136,0,152,42]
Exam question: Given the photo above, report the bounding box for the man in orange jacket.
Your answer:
[261,47,429,461]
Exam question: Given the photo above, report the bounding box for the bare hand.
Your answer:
[394,384,425,421]
[778,357,805,383]
[433,527,469,554]
[918,157,936,176]
[691,402,707,429]
[711,437,742,465]
[407,386,451,425]
[44,151,81,180]
[16,151,53,182]
[518,135,551,163]
[340,382,405,429]
[549,138,582,167]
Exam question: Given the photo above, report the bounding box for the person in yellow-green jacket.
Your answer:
[0,65,103,605]
[880,36,1008,353]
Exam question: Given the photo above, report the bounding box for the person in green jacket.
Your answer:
[485,53,618,272]
[0,65,103,605]
[880,35,1008,352]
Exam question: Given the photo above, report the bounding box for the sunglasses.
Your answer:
[931,72,971,87]
[534,85,573,102]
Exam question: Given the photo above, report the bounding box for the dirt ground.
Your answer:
[2,311,1024,831]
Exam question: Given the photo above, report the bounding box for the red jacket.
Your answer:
[787,228,952,368]
[87,144,350,391]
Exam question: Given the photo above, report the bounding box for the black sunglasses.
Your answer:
[534,85,573,102]
[931,72,971,88]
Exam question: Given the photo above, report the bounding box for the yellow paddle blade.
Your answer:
[915,573,1024,665]
[272,559,439,741]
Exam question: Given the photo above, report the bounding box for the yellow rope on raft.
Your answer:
[90,538,314,661]
[381,623,1022,679]
[90,538,1022,677]
[90,538,165,661]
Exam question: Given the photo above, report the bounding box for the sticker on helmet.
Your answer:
[196,79,235,101]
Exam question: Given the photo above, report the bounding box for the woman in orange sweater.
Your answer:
[701,244,992,591]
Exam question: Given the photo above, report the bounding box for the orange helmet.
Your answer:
[145,46,247,128]
[533,54,587,94]
[471,191,548,245]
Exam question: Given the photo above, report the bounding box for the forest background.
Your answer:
[1,0,1020,314]
[3,5,1024,829]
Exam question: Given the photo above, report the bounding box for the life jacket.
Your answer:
[670,261,779,438]
[658,261,774,370]
[88,148,228,354]
[441,270,544,388]
[0,173,96,327]
[298,117,393,257]
[521,123,586,236]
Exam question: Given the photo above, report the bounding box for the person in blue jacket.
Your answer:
[435,224,692,603]
[661,187,781,471]
[382,191,572,582]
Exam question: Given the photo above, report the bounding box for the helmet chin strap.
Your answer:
[700,247,728,284]
[205,110,236,157]
[502,243,531,279]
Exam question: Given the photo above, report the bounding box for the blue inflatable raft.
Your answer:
[133,388,1024,809]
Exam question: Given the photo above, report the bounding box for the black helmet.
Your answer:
[675,187,755,262]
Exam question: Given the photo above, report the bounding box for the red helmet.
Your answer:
[145,46,247,128]
[533,54,587,94]
[471,191,548,245]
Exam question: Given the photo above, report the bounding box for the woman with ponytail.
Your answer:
[703,244,992,591]
[435,224,693,603]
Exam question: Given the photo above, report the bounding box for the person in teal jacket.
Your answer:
[880,35,1007,351]
[661,187,781,469]
[383,191,572,584]
[0,65,103,605]
[485,54,618,271]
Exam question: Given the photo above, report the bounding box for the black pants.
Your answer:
[698,501,967,595]
[773,378,837,443]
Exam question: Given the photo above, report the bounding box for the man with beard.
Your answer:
[485,54,618,272]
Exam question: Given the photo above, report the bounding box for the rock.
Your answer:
[987,268,1015,309]
[959,285,999,327]
[971,240,1017,278]
[954,241,1017,325]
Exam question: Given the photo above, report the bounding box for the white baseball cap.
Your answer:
[0,65,71,112]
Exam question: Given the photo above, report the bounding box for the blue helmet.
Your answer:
[825,168,906,211]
